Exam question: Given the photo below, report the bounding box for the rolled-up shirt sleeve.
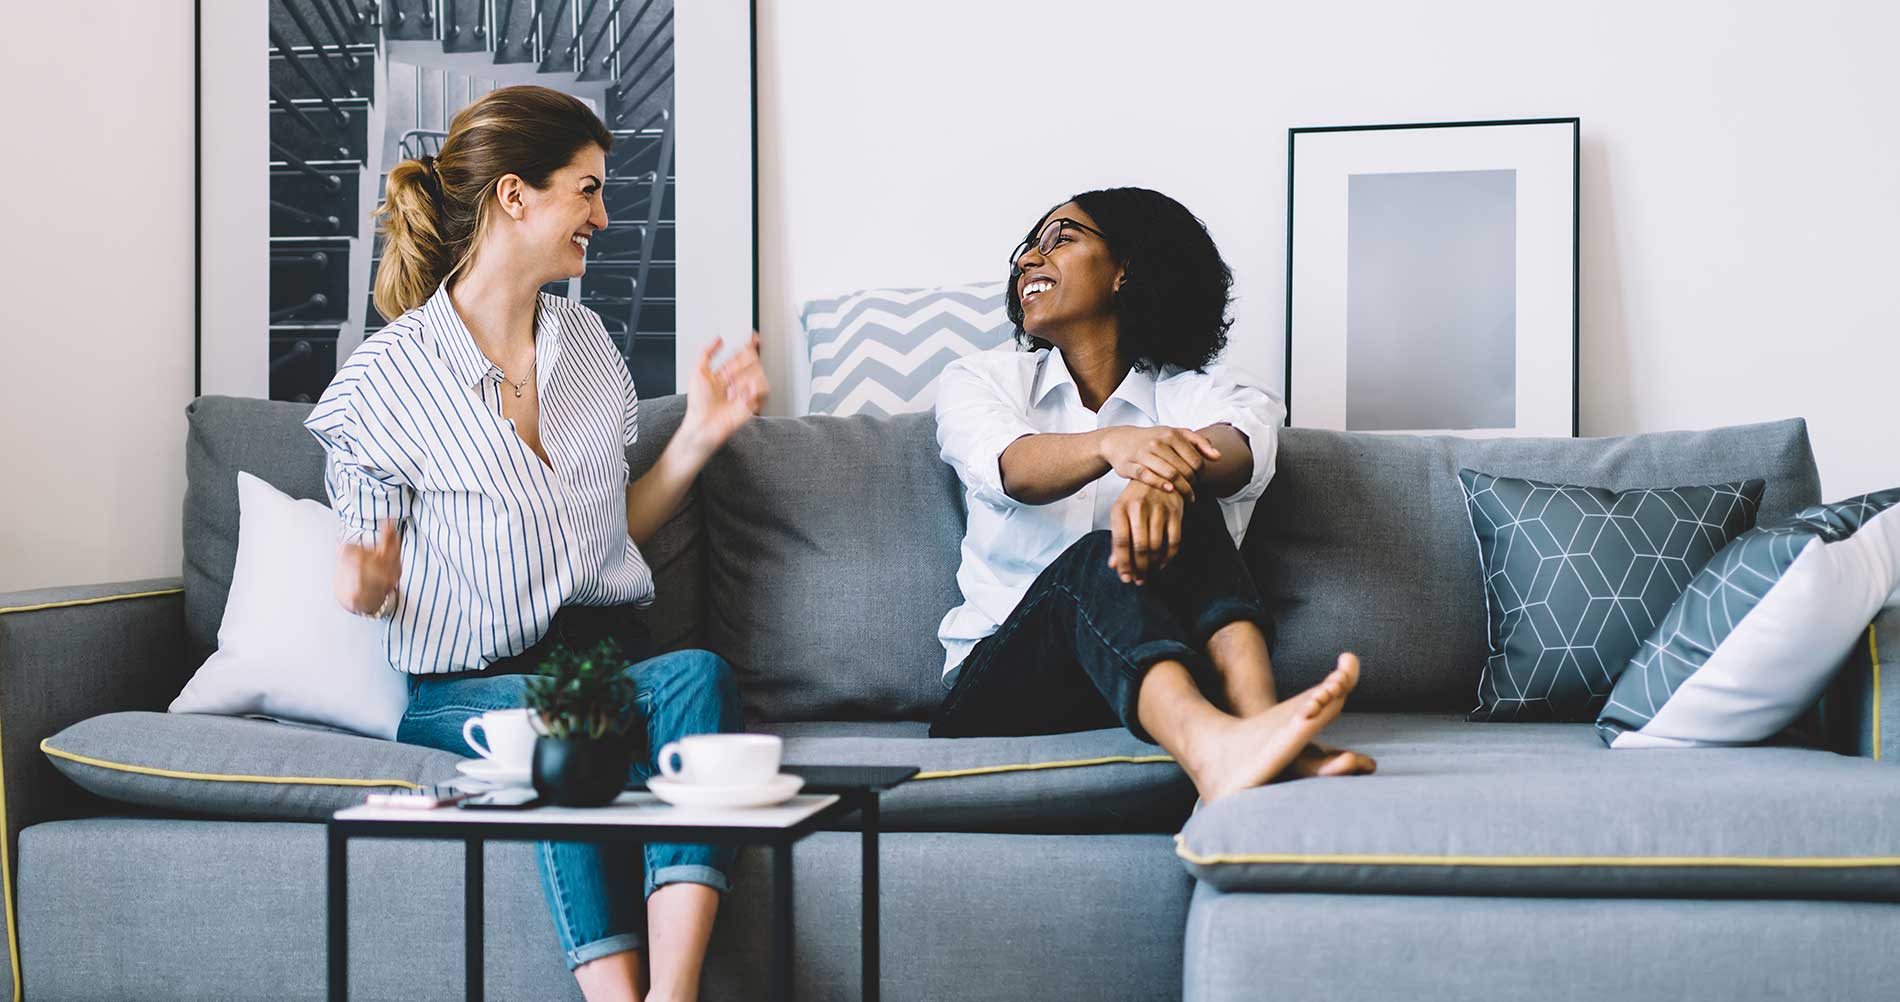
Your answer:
[304,388,416,547]
[1187,366,1286,506]
[934,357,1038,512]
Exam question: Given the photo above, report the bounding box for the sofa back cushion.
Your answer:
[700,413,1822,723]
[1242,419,1822,712]
[700,413,965,721]
[182,393,704,664]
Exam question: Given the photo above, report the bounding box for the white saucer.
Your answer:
[648,773,805,809]
[456,758,533,785]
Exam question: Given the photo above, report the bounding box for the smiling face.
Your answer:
[500,143,608,285]
[1012,201,1124,349]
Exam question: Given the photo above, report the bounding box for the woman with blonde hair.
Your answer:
[305,84,766,1002]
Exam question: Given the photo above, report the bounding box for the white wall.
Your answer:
[756,0,1900,497]
[0,1,195,593]
[4,0,1893,594]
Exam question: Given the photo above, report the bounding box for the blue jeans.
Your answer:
[397,649,741,969]
[931,498,1271,742]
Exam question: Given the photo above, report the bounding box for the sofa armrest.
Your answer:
[1828,599,1899,762]
[1,580,193,830]
[0,578,192,1001]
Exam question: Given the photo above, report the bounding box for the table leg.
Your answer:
[327,826,347,1002]
[466,837,484,1002]
[771,841,794,1002]
[861,795,880,1002]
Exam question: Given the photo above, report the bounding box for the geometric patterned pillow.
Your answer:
[1598,488,1900,748]
[1459,470,1766,722]
[802,281,1015,417]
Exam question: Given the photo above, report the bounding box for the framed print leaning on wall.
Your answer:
[1286,118,1579,437]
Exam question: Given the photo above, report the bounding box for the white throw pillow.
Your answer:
[170,472,410,739]
[1597,488,1900,749]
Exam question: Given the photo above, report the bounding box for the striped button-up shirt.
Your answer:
[304,283,654,675]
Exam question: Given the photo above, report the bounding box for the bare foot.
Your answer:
[1288,741,1377,779]
[1183,653,1360,804]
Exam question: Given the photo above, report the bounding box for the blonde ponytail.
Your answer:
[371,157,451,319]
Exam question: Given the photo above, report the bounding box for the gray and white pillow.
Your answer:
[1460,471,1765,722]
[1598,488,1900,748]
[802,281,1015,417]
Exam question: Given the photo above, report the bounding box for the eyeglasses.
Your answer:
[1009,217,1107,270]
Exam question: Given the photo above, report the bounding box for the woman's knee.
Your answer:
[631,650,741,728]
[1064,529,1116,567]
[1047,530,1125,588]
[1179,498,1237,547]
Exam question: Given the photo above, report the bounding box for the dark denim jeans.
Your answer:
[397,642,741,969]
[931,498,1272,743]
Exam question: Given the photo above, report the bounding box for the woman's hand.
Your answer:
[1097,425,1221,502]
[335,521,401,616]
[682,332,770,459]
[1109,480,1186,585]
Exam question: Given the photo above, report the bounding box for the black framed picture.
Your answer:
[196,0,756,403]
[1286,117,1579,437]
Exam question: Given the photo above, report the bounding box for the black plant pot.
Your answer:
[532,734,635,807]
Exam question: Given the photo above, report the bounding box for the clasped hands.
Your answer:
[1098,425,1222,586]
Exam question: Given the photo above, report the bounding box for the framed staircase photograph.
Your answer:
[195,0,756,405]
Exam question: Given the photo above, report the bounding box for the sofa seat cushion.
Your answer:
[44,712,1194,834]
[1176,712,1900,900]
[41,711,462,820]
[764,721,1194,833]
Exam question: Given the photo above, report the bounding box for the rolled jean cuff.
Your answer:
[566,931,645,971]
[646,862,732,899]
[1115,639,1212,744]
[1192,598,1273,649]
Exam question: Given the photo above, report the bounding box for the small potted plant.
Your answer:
[523,640,639,807]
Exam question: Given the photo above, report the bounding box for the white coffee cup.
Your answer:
[462,708,540,770]
[657,734,782,787]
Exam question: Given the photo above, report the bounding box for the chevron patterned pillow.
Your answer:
[802,281,1017,417]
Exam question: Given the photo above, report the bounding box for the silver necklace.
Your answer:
[499,358,535,398]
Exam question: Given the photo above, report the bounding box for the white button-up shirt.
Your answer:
[934,346,1286,675]
[304,284,655,675]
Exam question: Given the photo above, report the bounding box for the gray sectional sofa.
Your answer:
[1,393,1894,1002]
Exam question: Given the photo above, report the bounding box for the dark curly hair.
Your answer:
[1005,187,1234,372]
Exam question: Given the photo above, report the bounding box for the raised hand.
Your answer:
[683,332,770,456]
[1098,425,1221,502]
[335,520,401,616]
[1108,480,1186,585]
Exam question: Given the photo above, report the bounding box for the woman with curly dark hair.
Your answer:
[929,187,1373,802]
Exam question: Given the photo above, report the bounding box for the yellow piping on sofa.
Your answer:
[913,754,1176,781]
[37,741,425,792]
[1173,833,1900,869]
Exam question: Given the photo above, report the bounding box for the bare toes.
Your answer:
[1315,753,1359,777]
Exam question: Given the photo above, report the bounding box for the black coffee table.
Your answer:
[327,765,917,1002]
